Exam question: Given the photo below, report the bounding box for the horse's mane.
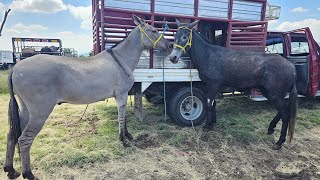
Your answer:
[195,30,215,45]
[109,38,126,49]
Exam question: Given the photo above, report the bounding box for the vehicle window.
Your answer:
[266,43,283,54]
[291,42,309,55]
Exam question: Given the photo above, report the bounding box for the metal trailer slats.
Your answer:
[93,0,275,68]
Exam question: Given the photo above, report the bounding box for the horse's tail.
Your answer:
[288,79,298,143]
[8,70,21,143]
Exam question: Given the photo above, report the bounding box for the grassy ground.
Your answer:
[0,70,9,94]
[0,70,319,179]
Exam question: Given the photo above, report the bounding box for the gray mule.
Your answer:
[4,15,169,180]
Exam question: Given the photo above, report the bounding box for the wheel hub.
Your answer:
[179,96,203,121]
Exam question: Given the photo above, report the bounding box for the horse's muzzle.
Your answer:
[168,55,178,64]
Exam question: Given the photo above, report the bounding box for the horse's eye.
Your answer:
[151,29,157,33]
[182,36,187,40]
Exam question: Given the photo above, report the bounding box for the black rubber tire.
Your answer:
[8,64,13,69]
[168,87,207,126]
[145,93,164,104]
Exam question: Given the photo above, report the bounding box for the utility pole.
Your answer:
[0,9,11,37]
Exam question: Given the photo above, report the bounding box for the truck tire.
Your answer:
[145,93,163,105]
[8,64,13,69]
[169,87,207,126]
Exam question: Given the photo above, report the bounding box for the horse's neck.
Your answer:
[189,31,209,68]
[189,31,221,68]
[112,27,144,72]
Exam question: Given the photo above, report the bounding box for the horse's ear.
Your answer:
[132,14,144,26]
[187,20,200,29]
[175,18,181,27]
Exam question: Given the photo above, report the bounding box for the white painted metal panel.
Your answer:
[133,69,201,82]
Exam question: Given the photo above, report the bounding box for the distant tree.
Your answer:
[0,9,11,37]
[89,50,94,57]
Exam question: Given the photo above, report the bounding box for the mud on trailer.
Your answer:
[92,0,319,126]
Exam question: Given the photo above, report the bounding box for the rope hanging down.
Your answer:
[162,22,169,122]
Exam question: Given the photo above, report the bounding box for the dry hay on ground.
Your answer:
[23,127,320,180]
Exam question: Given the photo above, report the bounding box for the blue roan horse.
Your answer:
[167,20,297,150]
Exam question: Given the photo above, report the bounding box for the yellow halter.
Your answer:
[173,26,193,53]
[138,24,163,48]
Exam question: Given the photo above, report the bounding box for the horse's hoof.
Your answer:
[122,138,132,147]
[4,166,21,179]
[272,144,282,150]
[22,171,39,180]
[126,132,134,141]
[203,124,214,131]
[8,170,21,179]
[267,129,275,135]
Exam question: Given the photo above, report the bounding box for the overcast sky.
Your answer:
[0,0,319,55]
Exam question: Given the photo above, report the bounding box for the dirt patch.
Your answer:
[134,133,162,149]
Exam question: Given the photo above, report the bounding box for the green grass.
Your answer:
[0,70,9,94]
[0,69,320,174]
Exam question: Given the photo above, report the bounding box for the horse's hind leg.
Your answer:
[259,88,282,135]
[4,130,21,179]
[115,93,132,145]
[4,96,28,179]
[273,99,289,150]
[19,103,55,179]
[267,112,281,135]
[19,95,30,131]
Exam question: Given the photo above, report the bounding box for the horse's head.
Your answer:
[167,19,199,64]
[132,15,170,50]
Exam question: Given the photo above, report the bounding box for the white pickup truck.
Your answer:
[0,50,14,69]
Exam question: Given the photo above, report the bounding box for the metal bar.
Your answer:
[104,23,136,29]
[104,8,152,16]
[228,0,233,20]
[104,16,133,22]
[95,0,101,54]
[261,0,266,21]
[92,0,96,54]
[105,29,132,33]
[105,34,127,38]
[108,0,150,5]
[226,21,232,47]
[230,41,263,45]
[105,39,126,43]
[150,0,155,68]
[262,22,267,48]
[100,0,105,51]
[154,21,177,25]
[231,26,265,31]
[230,36,263,40]
[231,21,267,25]
[231,32,265,36]
[195,0,199,19]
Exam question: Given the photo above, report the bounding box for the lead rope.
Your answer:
[162,22,169,122]
[189,60,195,130]
[79,104,89,121]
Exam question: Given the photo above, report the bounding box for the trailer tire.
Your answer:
[169,87,207,126]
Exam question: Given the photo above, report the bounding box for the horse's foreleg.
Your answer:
[267,112,281,135]
[204,98,216,128]
[115,94,132,145]
[204,86,219,129]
